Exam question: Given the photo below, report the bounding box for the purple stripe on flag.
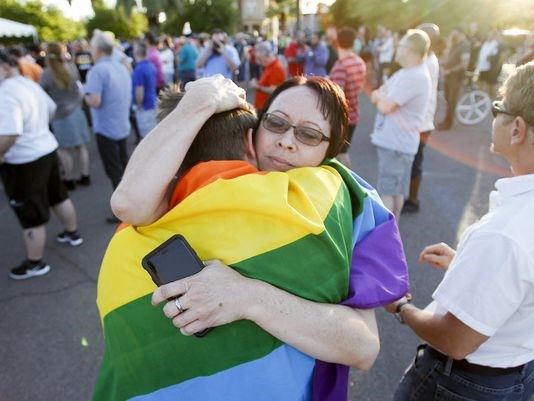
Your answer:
[345,216,409,309]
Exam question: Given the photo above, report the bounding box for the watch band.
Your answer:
[394,299,411,324]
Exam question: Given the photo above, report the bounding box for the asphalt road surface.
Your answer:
[0,94,515,401]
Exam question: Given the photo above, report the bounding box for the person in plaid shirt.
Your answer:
[330,27,366,168]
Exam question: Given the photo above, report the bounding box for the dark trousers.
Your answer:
[394,345,534,401]
[410,131,431,179]
[443,74,463,126]
[95,134,129,189]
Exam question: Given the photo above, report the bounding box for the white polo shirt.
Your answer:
[427,174,534,368]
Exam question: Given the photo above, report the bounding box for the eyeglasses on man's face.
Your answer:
[261,113,330,147]
[492,101,517,119]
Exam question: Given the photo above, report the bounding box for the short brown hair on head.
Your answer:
[257,76,349,158]
[337,27,357,49]
[500,61,534,127]
[157,85,258,176]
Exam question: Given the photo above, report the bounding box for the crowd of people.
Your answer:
[1,20,534,401]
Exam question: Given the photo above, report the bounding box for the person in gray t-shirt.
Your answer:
[370,29,431,221]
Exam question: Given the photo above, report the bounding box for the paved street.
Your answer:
[0,94,509,401]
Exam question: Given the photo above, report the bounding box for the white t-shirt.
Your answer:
[0,75,58,164]
[378,36,395,64]
[159,48,175,75]
[420,52,439,132]
[371,63,431,155]
[476,40,499,72]
[427,174,534,368]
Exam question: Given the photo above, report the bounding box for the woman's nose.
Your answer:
[277,130,297,151]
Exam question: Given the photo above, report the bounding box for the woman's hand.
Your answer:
[418,242,456,270]
[183,75,248,115]
[151,260,257,336]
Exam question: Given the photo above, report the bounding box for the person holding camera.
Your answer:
[196,29,240,79]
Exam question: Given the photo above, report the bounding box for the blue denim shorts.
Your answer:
[393,345,534,401]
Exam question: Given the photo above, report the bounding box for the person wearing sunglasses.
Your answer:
[385,61,534,401]
[111,75,409,400]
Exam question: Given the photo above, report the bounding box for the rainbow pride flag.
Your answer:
[94,160,361,401]
[312,164,409,401]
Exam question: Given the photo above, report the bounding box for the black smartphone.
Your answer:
[142,234,204,287]
[142,234,211,337]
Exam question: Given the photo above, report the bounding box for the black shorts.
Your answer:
[0,151,68,229]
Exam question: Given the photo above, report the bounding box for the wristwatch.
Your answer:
[394,299,412,324]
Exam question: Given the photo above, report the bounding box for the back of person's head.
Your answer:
[0,48,19,68]
[258,76,349,158]
[91,30,114,55]
[134,41,148,59]
[404,29,430,59]
[416,23,440,46]
[144,31,157,46]
[45,42,72,90]
[7,46,24,59]
[337,27,357,49]
[500,61,534,128]
[157,85,258,176]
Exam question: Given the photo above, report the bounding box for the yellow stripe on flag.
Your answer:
[97,166,343,320]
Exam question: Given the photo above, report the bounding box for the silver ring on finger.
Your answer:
[174,298,184,314]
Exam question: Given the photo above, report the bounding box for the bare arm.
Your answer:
[371,89,399,114]
[85,93,101,108]
[134,86,144,107]
[152,260,380,369]
[387,297,488,360]
[111,75,248,226]
[0,135,17,162]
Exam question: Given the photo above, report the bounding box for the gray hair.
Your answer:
[91,29,114,55]
[255,42,274,57]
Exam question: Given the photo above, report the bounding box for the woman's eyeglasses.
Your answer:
[492,101,517,119]
[261,113,330,146]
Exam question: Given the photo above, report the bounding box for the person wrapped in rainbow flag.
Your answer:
[95,76,408,401]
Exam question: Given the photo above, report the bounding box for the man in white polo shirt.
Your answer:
[386,61,534,400]
[0,49,83,280]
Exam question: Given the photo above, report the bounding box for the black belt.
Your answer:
[424,345,524,376]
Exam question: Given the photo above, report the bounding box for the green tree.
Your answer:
[162,0,238,36]
[86,3,147,39]
[327,0,530,34]
[116,0,183,32]
[0,0,85,42]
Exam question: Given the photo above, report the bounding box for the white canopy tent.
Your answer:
[0,18,38,41]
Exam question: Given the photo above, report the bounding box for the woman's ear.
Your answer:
[244,128,257,166]
[511,117,528,145]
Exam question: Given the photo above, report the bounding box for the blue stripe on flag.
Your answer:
[128,344,314,401]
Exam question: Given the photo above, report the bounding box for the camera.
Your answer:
[212,41,223,54]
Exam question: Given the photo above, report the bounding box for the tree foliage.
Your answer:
[115,0,183,32]
[0,0,85,42]
[161,0,238,36]
[327,0,532,34]
[86,4,147,39]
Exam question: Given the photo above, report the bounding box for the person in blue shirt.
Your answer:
[298,32,329,77]
[85,30,132,222]
[196,29,240,79]
[132,41,157,138]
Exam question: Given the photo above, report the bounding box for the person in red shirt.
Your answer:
[329,27,366,168]
[284,31,305,77]
[249,42,286,111]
